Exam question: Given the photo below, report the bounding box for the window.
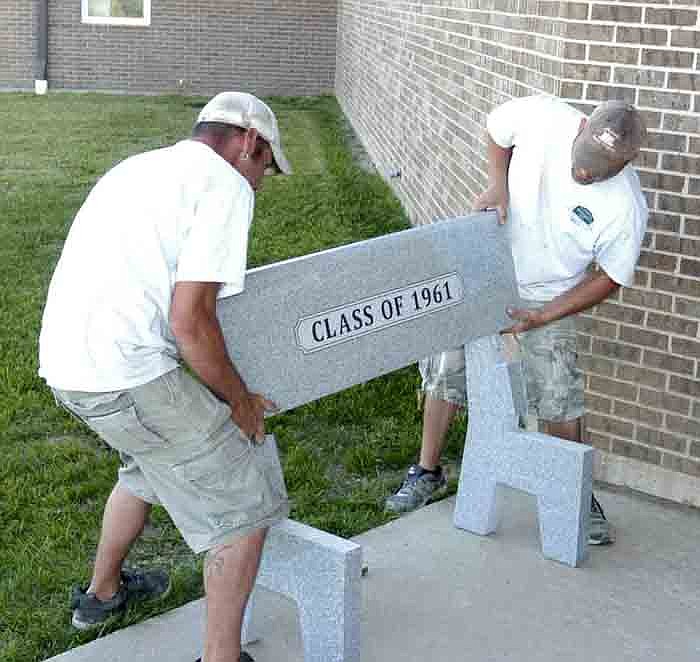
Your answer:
[82,0,151,26]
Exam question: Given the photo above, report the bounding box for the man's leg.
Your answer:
[419,397,461,470]
[386,349,466,514]
[385,397,458,513]
[541,416,613,545]
[89,483,151,599]
[203,527,267,662]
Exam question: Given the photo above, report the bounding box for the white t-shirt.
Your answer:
[39,140,254,391]
[487,95,648,301]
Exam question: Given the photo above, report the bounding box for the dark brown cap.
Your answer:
[572,101,647,180]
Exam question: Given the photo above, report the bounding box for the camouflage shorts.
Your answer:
[419,310,584,422]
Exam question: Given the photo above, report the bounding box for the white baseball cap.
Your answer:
[197,92,291,175]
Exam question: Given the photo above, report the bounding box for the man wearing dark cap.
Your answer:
[386,96,648,547]
[40,91,291,662]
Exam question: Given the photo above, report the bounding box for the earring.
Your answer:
[241,153,250,161]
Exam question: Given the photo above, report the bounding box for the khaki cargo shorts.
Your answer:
[419,307,584,422]
[54,368,289,554]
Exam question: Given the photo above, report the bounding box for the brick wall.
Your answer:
[0,1,337,96]
[0,0,36,89]
[336,1,700,503]
[336,0,565,225]
[560,3,700,491]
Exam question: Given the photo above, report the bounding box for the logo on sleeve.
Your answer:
[570,205,594,227]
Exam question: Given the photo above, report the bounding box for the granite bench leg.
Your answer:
[453,335,593,567]
[241,518,362,662]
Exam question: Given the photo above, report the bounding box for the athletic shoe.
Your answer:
[70,568,171,630]
[384,464,447,514]
[589,493,614,545]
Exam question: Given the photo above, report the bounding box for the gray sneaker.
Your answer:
[385,464,447,514]
[70,568,171,630]
[589,494,614,545]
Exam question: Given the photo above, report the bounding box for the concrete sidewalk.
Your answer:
[47,485,700,662]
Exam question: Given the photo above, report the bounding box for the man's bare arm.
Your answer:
[503,269,619,335]
[472,138,513,224]
[169,281,275,441]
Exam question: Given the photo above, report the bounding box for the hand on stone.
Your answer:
[501,306,545,335]
[231,392,278,443]
[472,184,509,224]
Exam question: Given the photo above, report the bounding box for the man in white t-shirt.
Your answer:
[385,97,648,546]
[40,92,291,662]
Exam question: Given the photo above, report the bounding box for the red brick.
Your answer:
[662,114,700,134]
[577,333,592,353]
[592,5,642,22]
[613,401,664,427]
[690,441,700,459]
[681,259,700,278]
[594,302,645,325]
[645,132,687,153]
[638,171,685,194]
[654,234,681,253]
[586,85,636,104]
[585,392,612,414]
[634,270,649,288]
[639,387,690,415]
[587,412,635,437]
[617,364,667,390]
[637,151,659,169]
[589,375,638,401]
[669,375,700,399]
[668,73,700,93]
[619,325,669,351]
[636,426,687,454]
[579,354,616,377]
[563,63,611,83]
[674,298,700,320]
[661,154,699,174]
[652,274,700,299]
[662,454,700,478]
[642,349,695,376]
[590,44,639,65]
[646,9,697,27]
[667,415,700,439]
[612,439,662,466]
[577,316,618,338]
[671,29,700,49]
[671,337,700,360]
[593,338,642,363]
[617,27,668,46]
[659,194,700,217]
[639,90,692,112]
[621,288,672,312]
[641,49,693,69]
[647,312,699,338]
[679,238,700,258]
[637,251,678,272]
[586,429,611,452]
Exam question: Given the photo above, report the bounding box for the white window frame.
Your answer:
[81,0,151,27]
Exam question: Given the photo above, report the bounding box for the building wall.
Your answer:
[0,0,36,89]
[336,0,700,505]
[0,1,337,96]
[560,3,700,501]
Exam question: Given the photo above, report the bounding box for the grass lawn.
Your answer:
[0,93,466,662]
